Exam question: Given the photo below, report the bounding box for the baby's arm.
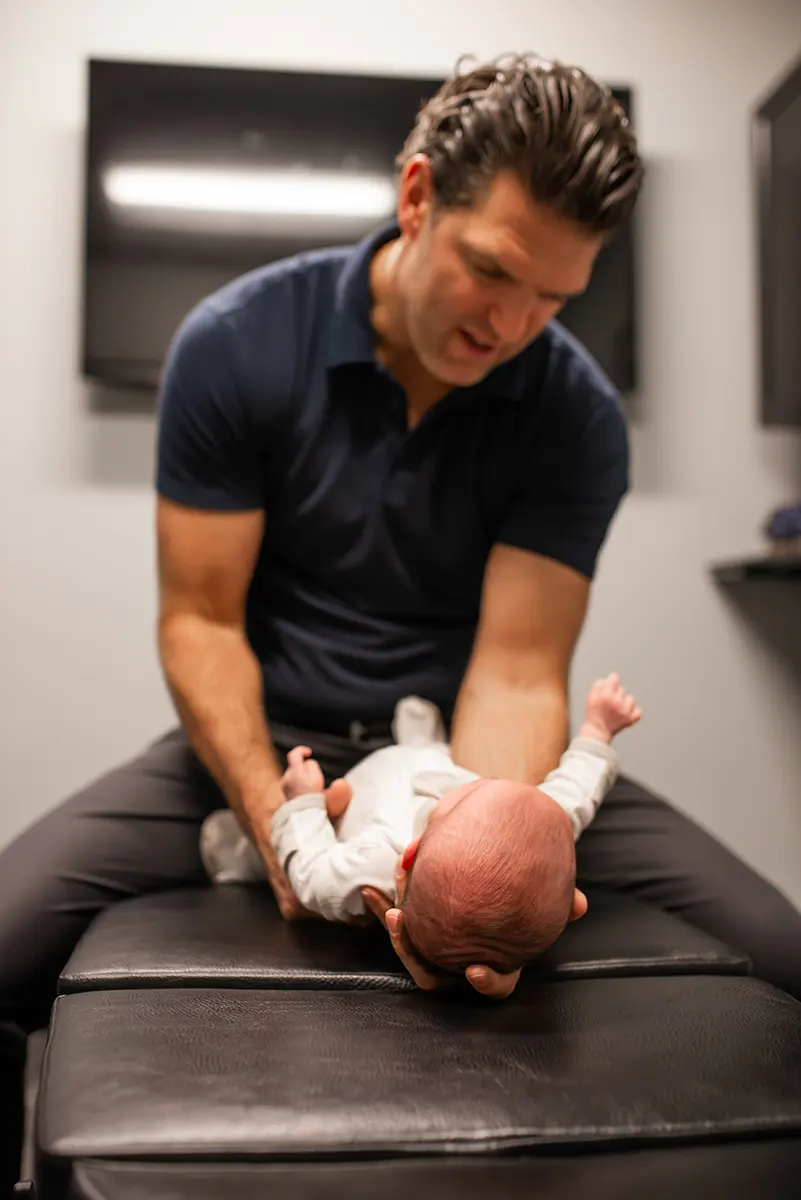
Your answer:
[539,673,640,839]
[270,798,399,923]
[538,739,617,839]
[579,673,641,744]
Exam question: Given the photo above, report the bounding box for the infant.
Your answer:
[201,673,640,975]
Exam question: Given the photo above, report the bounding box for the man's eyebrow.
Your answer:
[471,250,517,280]
[472,250,584,301]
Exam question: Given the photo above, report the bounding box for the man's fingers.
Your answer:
[465,965,521,999]
[387,912,446,991]
[252,828,304,919]
[360,891,517,997]
[366,906,446,991]
[385,909,402,938]
[360,886,393,930]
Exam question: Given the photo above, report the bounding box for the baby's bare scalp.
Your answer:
[401,779,576,973]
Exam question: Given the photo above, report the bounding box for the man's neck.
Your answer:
[369,238,451,422]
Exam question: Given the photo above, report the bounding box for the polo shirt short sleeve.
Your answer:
[156,300,266,512]
[496,336,629,579]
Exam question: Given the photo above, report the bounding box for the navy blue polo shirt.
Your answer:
[156,222,628,732]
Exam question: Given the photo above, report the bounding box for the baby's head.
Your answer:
[399,779,581,976]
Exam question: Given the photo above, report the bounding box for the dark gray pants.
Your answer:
[2,725,801,1191]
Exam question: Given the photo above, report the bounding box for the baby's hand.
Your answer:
[581,673,641,743]
[282,746,325,800]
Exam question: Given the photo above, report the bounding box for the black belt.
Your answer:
[269,705,454,746]
[269,710,395,745]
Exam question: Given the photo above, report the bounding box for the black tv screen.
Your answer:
[755,55,801,426]
[81,59,637,394]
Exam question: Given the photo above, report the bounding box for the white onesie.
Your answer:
[200,696,618,923]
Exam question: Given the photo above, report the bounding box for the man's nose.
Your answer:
[488,299,548,345]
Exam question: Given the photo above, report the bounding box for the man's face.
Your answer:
[395,165,603,388]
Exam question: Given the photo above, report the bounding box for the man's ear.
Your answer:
[569,888,588,922]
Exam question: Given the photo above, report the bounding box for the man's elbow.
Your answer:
[464,645,570,699]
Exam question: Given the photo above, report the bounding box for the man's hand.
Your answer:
[361,887,521,999]
[245,781,312,920]
[249,768,354,920]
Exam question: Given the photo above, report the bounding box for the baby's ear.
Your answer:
[401,837,421,873]
[395,838,421,903]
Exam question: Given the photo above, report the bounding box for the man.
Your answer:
[2,52,801,1192]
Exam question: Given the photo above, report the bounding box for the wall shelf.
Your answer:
[710,554,801,583]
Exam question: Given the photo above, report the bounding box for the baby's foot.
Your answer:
[580,673,641,743]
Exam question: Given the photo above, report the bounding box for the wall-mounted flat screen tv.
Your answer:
[755,54,801,426]
[81,58,638,394]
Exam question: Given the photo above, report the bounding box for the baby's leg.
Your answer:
[200,809,268,884]
[201,739,353,882]
[392,696,447,746]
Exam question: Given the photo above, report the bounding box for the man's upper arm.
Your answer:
[155,302,266,626]
[472,356,628,680]
[469,363,628,684]
[157,498,264,628]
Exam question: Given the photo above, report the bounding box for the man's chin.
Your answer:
[429,355,494,389]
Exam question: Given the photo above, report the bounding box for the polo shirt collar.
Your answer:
[323,221,396,370]
[324,219,531,402]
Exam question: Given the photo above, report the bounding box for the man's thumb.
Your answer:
[324,778,352,820]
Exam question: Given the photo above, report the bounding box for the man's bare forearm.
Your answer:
[450,675,569,785]
[158,613,285,830]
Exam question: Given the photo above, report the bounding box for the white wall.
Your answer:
[2,0,801,901]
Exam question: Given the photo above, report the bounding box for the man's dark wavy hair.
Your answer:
[397,52,643,238]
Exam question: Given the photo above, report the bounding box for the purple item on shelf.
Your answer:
[765,503,801,540]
